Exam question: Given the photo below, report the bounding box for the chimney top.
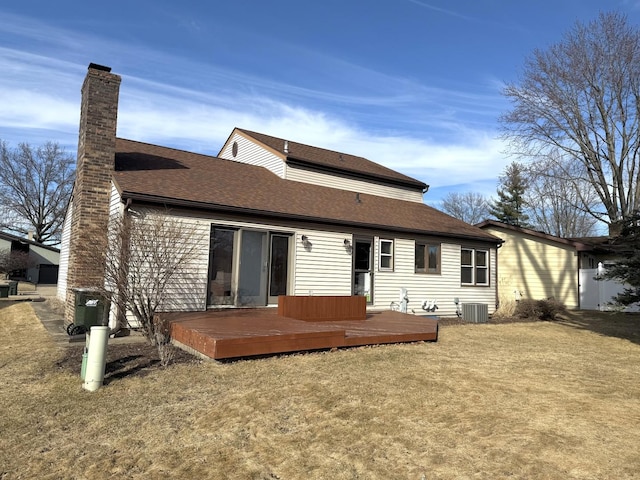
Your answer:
[88,63,112,73]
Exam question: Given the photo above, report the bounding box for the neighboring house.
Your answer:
[477,220,588,308]
[477,219,636,311]
[58,64,502,325]
[0,231,60,284]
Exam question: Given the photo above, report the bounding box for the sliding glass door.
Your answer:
[238,230,268,305]
[208,228,235,305]
[208,227,290,306]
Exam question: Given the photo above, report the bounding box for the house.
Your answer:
[477,219,635,311]
[0,231,60,284]
[58,64,502,326]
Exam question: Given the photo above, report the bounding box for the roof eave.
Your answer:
[285,155,426,191]
[120,192,499,244]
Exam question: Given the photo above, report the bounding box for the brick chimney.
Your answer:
[65,63,121,323]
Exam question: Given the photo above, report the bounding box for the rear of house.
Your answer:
[58,64,501,326]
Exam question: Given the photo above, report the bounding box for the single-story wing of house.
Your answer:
[58,64,502,325]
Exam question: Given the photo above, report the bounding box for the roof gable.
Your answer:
[114,138,499,243]
[226,128,427,191]
[0,231,61,252]
[476,220,592,251]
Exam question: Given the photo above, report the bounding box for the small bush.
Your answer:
[515,298,567,321]
[493,300,517,319]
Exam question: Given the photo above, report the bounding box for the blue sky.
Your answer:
[2,0,640,206]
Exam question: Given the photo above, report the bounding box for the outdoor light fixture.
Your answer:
[301,235,308,242]
[301,234,312,250]
[343,238,353,254]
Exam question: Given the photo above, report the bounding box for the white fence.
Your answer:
[579,265,639,312]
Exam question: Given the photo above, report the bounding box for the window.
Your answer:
[461,248,489,286]
[379,239,394,271]
[415,242,441,274]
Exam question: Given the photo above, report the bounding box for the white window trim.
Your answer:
[379,239,394,271]
[475,249,489,286]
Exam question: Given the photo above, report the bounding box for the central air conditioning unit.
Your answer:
[462,303,489,323]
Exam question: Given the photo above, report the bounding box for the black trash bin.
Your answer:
[0,284,8,298]
[67,288,110,336]
[8,281,17,296]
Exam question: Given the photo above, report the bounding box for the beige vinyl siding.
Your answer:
[485,226,579,308]
[221,132,423,201]
[219,132,285,178]
[105,185,125,327]
[110,203,498,314]
[56,202,73,301]
[146,212,354,300]
[293,230,353,296]
[115,207,210,325]
[156,221,210,312]
[372,239,497,316]
[285,165,424,202]
[141,209,210,312]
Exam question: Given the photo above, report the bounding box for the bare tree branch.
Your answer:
[524,155,600,237]
[0,140,74,244]
[501,12,640,233]
[97,208,206,365]
[441,192,490,225]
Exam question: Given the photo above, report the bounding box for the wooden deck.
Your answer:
[169,308,438,360]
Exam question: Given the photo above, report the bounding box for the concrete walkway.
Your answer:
[10,283,144,347]
[29,297,70,346]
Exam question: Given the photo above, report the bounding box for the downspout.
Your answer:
[495,242,502,311]
[576,250,582,310]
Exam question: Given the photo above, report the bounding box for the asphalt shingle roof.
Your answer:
[235,129,427,190]
[114,138,499,243]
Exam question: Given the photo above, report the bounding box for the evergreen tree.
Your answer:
[489,161,530,227]
[601,213,640,307]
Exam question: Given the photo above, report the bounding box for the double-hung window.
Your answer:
[415,242,441,274]
[461,248,489,286]
[379,239,394,271]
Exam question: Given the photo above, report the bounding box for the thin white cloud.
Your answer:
[406,0,478,21]
[0,9,510,198]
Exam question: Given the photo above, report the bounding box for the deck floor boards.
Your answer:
[169,308,438,359]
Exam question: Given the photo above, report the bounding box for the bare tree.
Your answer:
[525,156,600,237]
[441,191,490,224]
[501,12,640,234]
[100,208,205,365]
[0,141,74,244]
[0,249,32,280]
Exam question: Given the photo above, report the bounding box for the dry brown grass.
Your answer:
[1,302,640,479]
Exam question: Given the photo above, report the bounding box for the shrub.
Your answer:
[493,300,517,319]
[515,298,567,321]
